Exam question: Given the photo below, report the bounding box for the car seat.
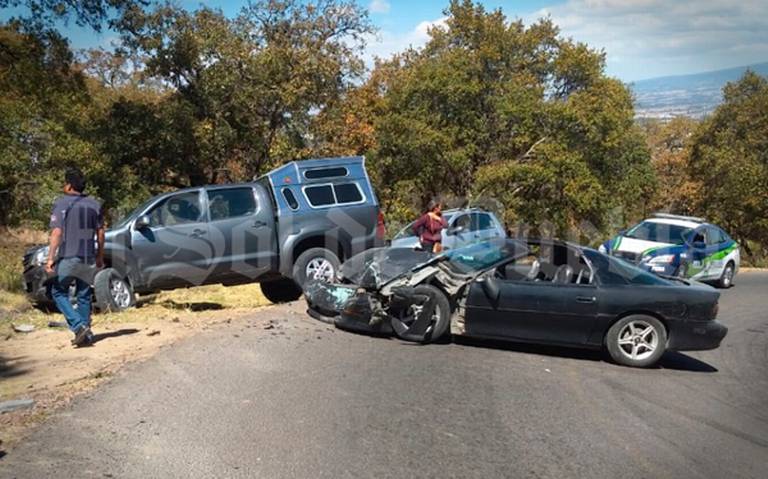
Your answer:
[552,264,574,284]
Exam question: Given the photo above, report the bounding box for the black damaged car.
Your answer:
[304,238,728,368]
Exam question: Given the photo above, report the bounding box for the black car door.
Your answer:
[464,256,599,345]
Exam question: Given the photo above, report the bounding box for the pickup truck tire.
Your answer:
[260,278,302,304]
[293,248,341,287]
[94,268,135,312]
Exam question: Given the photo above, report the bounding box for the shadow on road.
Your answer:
[451,336,605,362]
[153,300,224,312]
[0,354,31,380]
[451,337,719,372]
[91,328,140,344]
[656,351,719,373]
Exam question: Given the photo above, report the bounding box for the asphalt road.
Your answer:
[3,272,768,478]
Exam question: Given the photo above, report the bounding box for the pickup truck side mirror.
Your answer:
[448,225,465,236]
[135,215,151,229]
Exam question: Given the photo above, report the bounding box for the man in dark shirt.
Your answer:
[45,168,105,347]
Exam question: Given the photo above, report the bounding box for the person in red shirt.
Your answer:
[413,200,448,253]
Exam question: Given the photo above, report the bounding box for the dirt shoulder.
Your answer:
[1,283,272,448]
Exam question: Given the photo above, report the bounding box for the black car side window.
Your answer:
[147,191,202,227]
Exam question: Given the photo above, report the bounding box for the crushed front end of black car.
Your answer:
[304,240,531,340]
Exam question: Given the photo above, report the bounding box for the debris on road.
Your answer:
[47,321,67,328]
[0,399,35,414]
[12,324,35,333]
[146,330,161,337]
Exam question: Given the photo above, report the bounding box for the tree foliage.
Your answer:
[689,71,768,256]
[319,0,653,234]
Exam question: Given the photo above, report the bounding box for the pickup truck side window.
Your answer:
[334,183,363,203]
[148,191,202,227]
[304,167,348,179]
[305,185,335,207]
[207,188,257,221]
[282,188,299,210]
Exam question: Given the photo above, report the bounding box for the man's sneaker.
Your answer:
[71,326,91,347]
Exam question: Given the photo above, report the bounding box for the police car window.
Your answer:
[707,227,726,244]
[625,221,691,245]
[282,188,299,210]
[304,185,335,207]
[691,230,705,244]
[148,191,202,227]
[334,183,363,203]
[207,188,256,221]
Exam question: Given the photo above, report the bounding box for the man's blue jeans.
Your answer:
[51,257,94,333]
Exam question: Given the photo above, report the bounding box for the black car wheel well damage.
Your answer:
[603,311,670,346]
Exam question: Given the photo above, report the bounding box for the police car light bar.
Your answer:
[651,212,706,223]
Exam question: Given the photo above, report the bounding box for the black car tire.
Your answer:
[293,248,341,287]
[94,268,135,312]
[393,284,451,344]
[605,314,667,368]
[261,278,303,304]
[717,261,735,289]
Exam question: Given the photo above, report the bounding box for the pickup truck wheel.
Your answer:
[260,279,302,304]
[293,248,341,287]
[94,268,135,312]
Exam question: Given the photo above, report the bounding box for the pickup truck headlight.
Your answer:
[32,247,49,266]
[643,254,675,264]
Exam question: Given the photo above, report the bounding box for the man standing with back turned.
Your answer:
[45,168,105,347]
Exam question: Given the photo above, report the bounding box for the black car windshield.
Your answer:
[443,239,528,274]
[584,250,672,286]
[393,213,454,240]
[624,221,692,245]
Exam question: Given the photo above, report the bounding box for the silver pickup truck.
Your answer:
[22,156,385,310]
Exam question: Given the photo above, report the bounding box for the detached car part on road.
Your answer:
[305,238,728,368]
[23,156,385,311]
[601,213,740,288]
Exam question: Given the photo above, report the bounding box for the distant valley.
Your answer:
[630,62,768,120]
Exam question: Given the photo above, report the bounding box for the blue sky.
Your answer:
[5,1,767,82]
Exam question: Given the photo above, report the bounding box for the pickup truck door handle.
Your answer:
[576,296,596,304]
[189,228,206,238]
[252,220,267,228]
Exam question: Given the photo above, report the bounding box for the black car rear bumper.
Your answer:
[667,319,728,351]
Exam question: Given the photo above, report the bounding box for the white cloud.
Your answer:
[523,0,768,80]
[364,17,447,65]
[368,0,391,14]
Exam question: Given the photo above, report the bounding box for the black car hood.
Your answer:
[339,247,435,289]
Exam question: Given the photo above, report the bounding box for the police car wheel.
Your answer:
[717,262,735,289]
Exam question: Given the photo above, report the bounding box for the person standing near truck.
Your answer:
[45,168,105,347]
[413,200,448,253]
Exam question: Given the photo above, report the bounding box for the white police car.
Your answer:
[600,213,740,288]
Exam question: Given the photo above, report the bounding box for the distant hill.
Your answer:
[631,62,768,120]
